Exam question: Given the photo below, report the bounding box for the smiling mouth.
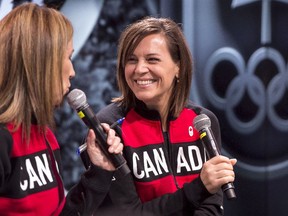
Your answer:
[136,80,155,85]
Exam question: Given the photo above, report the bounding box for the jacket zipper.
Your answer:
[163,126,180,190]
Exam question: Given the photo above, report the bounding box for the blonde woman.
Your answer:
[0,3,122,215]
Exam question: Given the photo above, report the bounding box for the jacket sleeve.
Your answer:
[192,190,223,215]
[105,169,221,216]
[60,164,114,216]
[0,126,13,189]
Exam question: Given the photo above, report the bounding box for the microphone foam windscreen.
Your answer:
[67,89,87,110]
[193,114,211,131]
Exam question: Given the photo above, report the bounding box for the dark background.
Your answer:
[1,0,288,215]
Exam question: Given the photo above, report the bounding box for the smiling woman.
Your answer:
[124,33,180,124]
[94,16,236,216]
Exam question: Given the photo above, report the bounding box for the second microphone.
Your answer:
[193,113,236,200]
[67,88,131,176]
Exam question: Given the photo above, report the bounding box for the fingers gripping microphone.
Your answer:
[67,89,130,176]
[193,114,236,200]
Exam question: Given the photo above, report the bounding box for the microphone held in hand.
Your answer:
[193,114,236,200]
[67,88,130,176]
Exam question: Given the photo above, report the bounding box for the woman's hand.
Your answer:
[85,123,123,171]
[200,155,237,194]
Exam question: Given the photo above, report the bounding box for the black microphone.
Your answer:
[67,88,130,176]
[193,114,236,200]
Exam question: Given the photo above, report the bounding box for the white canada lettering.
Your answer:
[153,148,168,174]
[25,159,43,189]
[176,146,203,173]
[20,166,28,191]
[20,153,54,191]
[133,146,203,179]
[35,154,53,184]
[143,151,158,178]
[133,148,169,179]
[188,146,203,171]
[177,147,191,173]
[133,153,145,179]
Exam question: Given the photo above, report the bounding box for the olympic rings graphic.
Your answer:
[204,46,288,134]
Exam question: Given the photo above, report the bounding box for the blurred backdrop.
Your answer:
[1,0,288,215]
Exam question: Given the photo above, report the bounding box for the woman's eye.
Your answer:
[148,57,159,63]
[127,57,137,63]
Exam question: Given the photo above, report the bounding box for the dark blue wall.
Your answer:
[186,1,288,216]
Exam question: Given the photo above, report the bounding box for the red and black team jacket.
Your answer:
[96,100,224,216]
[0,123,116,216]
[0,123,65,215]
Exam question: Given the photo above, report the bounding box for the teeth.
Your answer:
[137,80,153,85]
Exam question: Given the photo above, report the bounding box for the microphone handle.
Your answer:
[222,182,236,200]
[77,106,130,176]
[199,128,236,200]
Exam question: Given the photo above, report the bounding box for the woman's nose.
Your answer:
[135,60,149,73]
[70,66,76,79]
